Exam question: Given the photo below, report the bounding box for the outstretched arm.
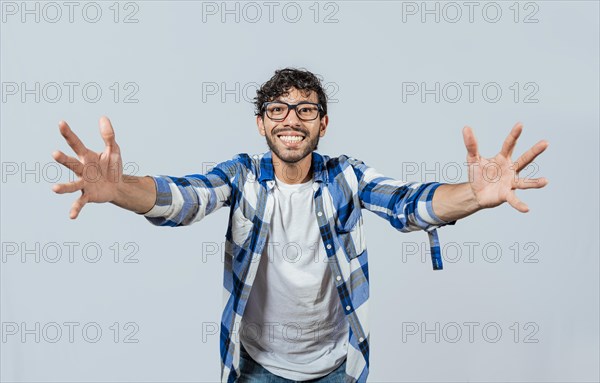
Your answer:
[431,123,549,223]
[52,117,156,218]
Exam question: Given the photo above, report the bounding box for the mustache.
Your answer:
[272,128,308,136]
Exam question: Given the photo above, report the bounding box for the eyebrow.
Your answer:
[272,99,315,104]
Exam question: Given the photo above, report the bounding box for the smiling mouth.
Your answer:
[277,134,306,146]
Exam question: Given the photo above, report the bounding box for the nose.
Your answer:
[283,105,300,126]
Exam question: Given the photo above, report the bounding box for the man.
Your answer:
[52,68,549,382]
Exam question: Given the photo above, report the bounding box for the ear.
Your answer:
[257,115,266,136]
[319,115,329,137]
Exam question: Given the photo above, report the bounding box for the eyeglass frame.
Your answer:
[261,101,325,122]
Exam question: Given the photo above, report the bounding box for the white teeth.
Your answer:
[280,135,304,143]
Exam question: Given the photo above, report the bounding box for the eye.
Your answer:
[299,105,316,113]
[267,105,285,114]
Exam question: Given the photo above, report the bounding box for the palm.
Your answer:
[463,123,549,212]
[52,117,123,218]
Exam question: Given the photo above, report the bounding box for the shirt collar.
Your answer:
[257,150,328,185]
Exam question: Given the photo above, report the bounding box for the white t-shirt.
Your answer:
[240,174,349,381]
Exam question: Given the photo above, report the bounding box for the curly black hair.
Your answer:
[254,68,328,118]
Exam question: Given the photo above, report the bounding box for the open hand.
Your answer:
[52,116,123,219]
[463,123,549,212]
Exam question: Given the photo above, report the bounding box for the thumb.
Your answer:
[462,126,479,162]
[99,116,119,153]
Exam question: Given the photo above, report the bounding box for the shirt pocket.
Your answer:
[334,213,367,262]
[230,208,254,248]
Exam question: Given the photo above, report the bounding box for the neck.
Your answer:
[271,151,313,184]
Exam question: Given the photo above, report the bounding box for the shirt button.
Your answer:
[359,337,364,343]
[336,275,341,281]
[317,211,323,217]
[345,305,351,311]
[326,244,332,250]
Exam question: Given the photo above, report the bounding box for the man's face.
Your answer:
[257,87,328,164]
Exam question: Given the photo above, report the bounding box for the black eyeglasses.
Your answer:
[262,101,323,122]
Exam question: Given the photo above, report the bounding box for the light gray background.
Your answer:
[1,1,598,382]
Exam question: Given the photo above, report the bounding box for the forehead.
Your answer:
[275,88,318,103]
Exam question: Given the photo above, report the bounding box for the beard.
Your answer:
[265,128,320,164]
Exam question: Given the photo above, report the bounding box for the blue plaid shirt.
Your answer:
[143,150,455,382]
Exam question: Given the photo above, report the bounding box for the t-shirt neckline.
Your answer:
[274,174,313,191]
